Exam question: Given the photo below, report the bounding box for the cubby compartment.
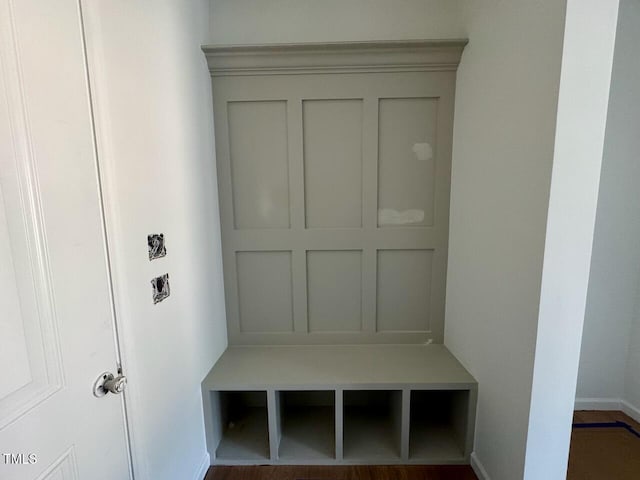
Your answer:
[343,390,402,460]
[214,391,270,461]
[276,390,336,460]
[409,390,469,461]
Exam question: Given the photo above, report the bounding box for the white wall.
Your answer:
[524,1,619,478]
[208,0,465,44]
[444,2,567,479]
[576,0,640,414]
[81,1,227,479]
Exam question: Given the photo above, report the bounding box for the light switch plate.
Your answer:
[147,233,166,260]
[151,273,170,304]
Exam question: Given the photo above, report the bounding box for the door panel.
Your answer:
[0,0,130,479]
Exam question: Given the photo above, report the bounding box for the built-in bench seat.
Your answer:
[202,344,477,465]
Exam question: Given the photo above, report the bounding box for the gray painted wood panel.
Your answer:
[206,41,463,344]
[236,251,294,333]
[307,250,362,332]
[228,101,290,229]
[303,99,363,228]
[378,97,438,227]
[376,249,434,332]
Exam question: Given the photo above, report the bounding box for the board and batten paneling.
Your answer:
[204,41,466,344]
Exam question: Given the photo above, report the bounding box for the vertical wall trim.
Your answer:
[400,389,411,460]
[335,389,344,460]
[361,97,378,333]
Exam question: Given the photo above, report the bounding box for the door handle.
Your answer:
[93,371,127,397]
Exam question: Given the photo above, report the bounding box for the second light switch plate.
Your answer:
[151,273,170,304]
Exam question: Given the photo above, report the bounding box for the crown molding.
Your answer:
[202,39,468,76]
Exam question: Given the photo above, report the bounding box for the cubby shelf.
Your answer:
[278,391,336,460]
[211,391,270,461]
[343,390,402,460]
[202,345,477,465]
[409,390,469,461]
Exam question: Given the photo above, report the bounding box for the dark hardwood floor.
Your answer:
[205,465,478,480]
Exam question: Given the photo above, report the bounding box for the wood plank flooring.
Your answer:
[204,465,478,480]
[569,410,640,480]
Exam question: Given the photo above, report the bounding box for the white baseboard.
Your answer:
[622,399,640,424]
[574,397,622,411]
[193,452,210,480]
[471,452,491,480]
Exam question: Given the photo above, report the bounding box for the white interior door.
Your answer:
[0,1,131,479]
